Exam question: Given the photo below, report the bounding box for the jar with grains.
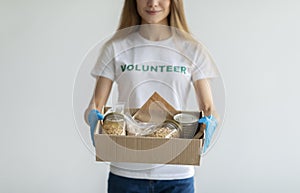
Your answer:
[148,120,182,138]
[102,112,126,135]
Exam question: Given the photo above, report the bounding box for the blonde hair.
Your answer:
[118,0,190,33]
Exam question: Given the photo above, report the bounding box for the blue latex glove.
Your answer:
[88,109,104,146]
[198,115,218,153]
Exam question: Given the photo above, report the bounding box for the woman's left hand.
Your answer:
[199,115,218,153]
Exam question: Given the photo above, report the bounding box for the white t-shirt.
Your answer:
[91,31,219,180]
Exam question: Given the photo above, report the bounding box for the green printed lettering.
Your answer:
[135,65,141,71]
[166,65,172,72]
[142,65,149,71]
[159,66,165,72]
[121,64,127,72]
[121,64,187,74]
[150,66,158,72]
[181,66,187,74]
[127,64,134,71]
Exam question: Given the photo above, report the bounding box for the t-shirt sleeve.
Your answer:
[191,43,219,82]
[91,42,115,81]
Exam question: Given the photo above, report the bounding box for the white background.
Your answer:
[1,0,299,192]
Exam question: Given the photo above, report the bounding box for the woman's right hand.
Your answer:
[85,76,113,146]
[88,109,104,146]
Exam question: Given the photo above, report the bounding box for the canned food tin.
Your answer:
[173,113,199,138]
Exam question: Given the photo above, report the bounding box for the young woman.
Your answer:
[85,0,219,192]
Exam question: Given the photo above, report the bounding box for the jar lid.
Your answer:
[163,119,182,130]
[104,112,124,121]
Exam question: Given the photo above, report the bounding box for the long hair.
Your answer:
[117,0,190,33]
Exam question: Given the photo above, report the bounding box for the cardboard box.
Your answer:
[94,110,204,166]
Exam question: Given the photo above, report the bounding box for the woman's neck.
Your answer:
[139,24,172,41]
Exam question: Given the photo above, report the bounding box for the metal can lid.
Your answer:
[173,113,198,124]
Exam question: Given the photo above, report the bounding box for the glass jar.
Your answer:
[102,112,126,135]
[148,120,182,138]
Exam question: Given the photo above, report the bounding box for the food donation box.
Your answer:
[94,92,205,166]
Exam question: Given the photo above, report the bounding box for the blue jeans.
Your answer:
[108,172,194,193]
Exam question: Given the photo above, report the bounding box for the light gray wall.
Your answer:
[1,0,299,193]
